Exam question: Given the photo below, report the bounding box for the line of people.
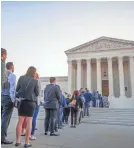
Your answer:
[1,48,109,148]
[1,48,86,147]
[1,48,42,147]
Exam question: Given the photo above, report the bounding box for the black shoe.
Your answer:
[50,133,60,136]
[15,143,21,146]
[44,132,48,135]
[1,139,13,144]
[35,128,38,130]
[70,125,73,128]
[73,125,76,128]
[24,143,32,147]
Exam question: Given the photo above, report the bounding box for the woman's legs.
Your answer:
[16,116,25,144]
[71,108,74,126]
[25,117,33,145]
[66,108,70,123]
[31,106,40,138]
[21,117,27,135]
[74,109,78,126]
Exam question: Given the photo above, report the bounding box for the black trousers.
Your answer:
[1,96,14,141]
[63,108,70,123]
[71,108,78,126]
[44,108,57,134]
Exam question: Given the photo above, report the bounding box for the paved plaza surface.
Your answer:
[1,116,134,148]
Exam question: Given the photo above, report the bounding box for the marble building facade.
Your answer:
[65,36,134,108]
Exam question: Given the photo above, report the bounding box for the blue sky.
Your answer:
[1,1,134,78]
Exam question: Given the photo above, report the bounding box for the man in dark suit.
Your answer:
[44,77,61,136]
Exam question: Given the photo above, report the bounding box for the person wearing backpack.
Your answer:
[1,62,16,145]
[63,94,71,124]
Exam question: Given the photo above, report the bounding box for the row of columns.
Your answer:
[68,56,134,98]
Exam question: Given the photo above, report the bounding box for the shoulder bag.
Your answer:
[14,78,32,109]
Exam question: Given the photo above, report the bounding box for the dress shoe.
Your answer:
[50,132,60,136]
[44,132,48,135]
[1,139,13,144]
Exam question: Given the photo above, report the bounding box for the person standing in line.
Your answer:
[15,66,39,147]
[95,91,100,108]
[44,77,61,136]
[69,90,83,128]
[92,90,97,107]
[63,94,71,124]
[21,117,27,136]
[1,62,16,144]
[1,48,7,117]
[20,73,41,137]
[83,89,92,116]
[54,85,61,132]
[79,90,85,118]
[60,92,67,126]
[30,73,41,140]
[1,48,7,88]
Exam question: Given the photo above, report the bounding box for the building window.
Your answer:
[104,72,107,77]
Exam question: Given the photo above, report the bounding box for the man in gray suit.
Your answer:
[44,77,61,136]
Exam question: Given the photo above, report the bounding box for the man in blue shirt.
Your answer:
[1,62,16,144]
[83,89,92,116]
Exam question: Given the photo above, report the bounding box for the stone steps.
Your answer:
[85,108,134,126]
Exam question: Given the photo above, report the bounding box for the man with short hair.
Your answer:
[44,77,61,136]
[1,62,16,144]
[1,48,7,117]
[83,89,92,116]
[1,48,7,88]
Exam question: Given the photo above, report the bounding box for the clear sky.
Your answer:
[1,1,134,78]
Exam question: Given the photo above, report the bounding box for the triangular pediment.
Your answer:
[65,36,134,54]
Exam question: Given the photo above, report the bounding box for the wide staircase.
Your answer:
[12,107,134,126]
[82,108,134,126]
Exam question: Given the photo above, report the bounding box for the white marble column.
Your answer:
[86,59,91,91]
[118,56,125,97]
[96,58,102,94]
[129,56,134,98]
[68,60,72,94]
[77,60,81,90]
[108,57,114,97]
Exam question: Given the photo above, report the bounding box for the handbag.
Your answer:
[68,99,76,108]
[14,78,32,109]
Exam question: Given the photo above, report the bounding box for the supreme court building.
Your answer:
[65,36,134,108]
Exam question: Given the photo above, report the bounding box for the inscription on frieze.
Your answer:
[70,39,134,53]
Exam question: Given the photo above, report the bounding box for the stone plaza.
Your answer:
[1,108,134,148]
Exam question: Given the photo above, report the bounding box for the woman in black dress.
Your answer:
[15,66,39,147]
